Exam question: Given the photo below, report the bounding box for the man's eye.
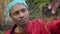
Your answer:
[21,9,26,12]
[13,11,19,15]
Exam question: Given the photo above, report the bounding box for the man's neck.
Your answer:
[14,23,27,34]
[14,26,27,34]
[16,23,27,30]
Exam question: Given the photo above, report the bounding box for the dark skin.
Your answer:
[48,0,60,14]
[10,4,30,34]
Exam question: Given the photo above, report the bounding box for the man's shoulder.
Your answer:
[27,19,44,27]
[32,19,43,24]
[27,19,44,32]
[27,19,44,28]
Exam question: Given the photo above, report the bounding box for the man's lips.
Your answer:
[17,20,28,26]
[18,18,28,22]
[18,19,28,22]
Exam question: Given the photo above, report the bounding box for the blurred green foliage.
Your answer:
[26,0,50,19]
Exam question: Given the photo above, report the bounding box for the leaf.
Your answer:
[34,0,40,3]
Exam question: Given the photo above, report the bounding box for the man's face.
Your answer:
[10,4,30,25]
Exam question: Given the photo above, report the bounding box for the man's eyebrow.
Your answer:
[13,7,27,11]
[22,8,27,9]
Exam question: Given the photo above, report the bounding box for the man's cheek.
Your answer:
[12,17,18,21]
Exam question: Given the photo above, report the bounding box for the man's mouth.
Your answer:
[17,19,28,25]
[18,17,28,22]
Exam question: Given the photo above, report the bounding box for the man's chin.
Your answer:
[18,22,28,26]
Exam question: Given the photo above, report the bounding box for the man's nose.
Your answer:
[19,12,24,18]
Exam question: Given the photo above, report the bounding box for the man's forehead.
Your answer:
[12,4,27,10]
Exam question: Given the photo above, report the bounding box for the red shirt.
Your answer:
[5,19,49,34]
[47,19,60,34]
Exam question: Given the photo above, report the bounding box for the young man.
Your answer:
[5,0,49,34]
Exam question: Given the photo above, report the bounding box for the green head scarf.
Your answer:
[7,0,29,15]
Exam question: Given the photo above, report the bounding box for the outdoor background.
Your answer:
[0,0,59,34]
